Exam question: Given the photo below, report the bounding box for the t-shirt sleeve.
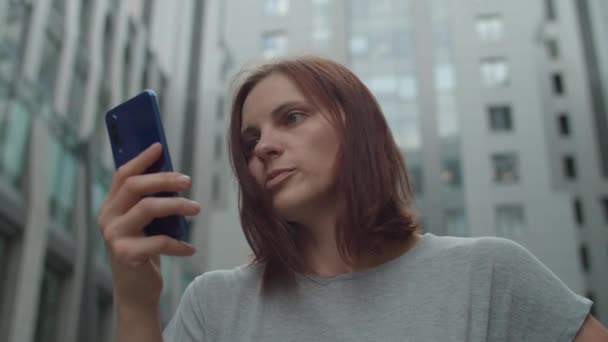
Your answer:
[484,237,593,341]
[162,275,207,342]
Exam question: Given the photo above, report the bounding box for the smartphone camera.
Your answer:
[109,114,122,147]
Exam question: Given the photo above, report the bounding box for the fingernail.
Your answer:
[187,200,201,209]
[177,175,191,186]
[180,241,196,250]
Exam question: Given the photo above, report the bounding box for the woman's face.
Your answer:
[241,73,341,222]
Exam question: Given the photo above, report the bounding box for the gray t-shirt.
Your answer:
[162,233,592,341]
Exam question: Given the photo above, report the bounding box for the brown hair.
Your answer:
[228,56,419,288]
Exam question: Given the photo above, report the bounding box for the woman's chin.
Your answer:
[272,189,310,220]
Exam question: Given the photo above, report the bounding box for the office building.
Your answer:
[0,0,214,341]
[204,0,607,323]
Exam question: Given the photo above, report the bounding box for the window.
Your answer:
[142,0,154,27]
[264,0,289,16]
[211,174,221,203]
[0,235,8,314]
[475,14,504,42]
[492,153,519,184]
[349,35,369,56]
[96,289,113,342]
[123,42,132,97]
[159,74,169,104]
[495,204,525,238]
[67,59,87,127]
[34,266,65,342]
[102,15,114,79]
[488,105,513,131]
[573,197,584,226]
[79,0,92,45]
[366,76,398,95]
[441,159,461,186]
[563,155,577,180]
[444,209,467,237]
[552,73,565,95]
[1,102,32,188]
[480,58,509,87]
[601,197,608,223]
[311,0,332,50]
[48,140,77,230]
[4,0,33,60]
[546,40,559,59]
[557,113,570,136]
[141,52,151,89]
[545,0,556,20]
[216,96,224,120]
[213,135,222,161]
[579,244,590,272]
[38,30,62,95]
[92,173,111,264]
[262,31,288,58]
[408,166,423,195]
[52,0,66,13]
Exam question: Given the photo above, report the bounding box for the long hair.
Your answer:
[228,56,420,288]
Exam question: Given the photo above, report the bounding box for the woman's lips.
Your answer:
[265,169,295,189]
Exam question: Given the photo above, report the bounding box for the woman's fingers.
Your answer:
[110,235,196,267]
[108,142,163,197]
[101,197,201,241]
[109,172,192,216]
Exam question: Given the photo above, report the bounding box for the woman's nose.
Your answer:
[253,134,283,160]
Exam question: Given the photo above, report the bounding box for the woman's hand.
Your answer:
[97,142,201,312]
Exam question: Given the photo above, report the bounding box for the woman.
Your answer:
[98,56,607,341]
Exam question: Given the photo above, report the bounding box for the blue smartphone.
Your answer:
[105,90,187,240]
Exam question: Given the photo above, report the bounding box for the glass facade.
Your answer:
[347,0,423,193]
[68,54,87,128]
[432,0,467,234]
[0,1,214,339]
[34,266,65,342]
[0,99,31,188]
[1,2,34,192]
[91,165,111,265]
[39,2,65,97]
[48,136,77,231]
[311,0,332,52]
[0,235,7,316]
[95,288,113,342]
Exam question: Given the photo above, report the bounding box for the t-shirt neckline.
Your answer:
[296,232,433,284]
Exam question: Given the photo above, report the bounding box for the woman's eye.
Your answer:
[285,112,305,125]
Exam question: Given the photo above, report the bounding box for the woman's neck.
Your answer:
[298,224,421,277]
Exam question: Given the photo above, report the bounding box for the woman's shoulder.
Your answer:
[189,262,263,295]
[421,233,529,265]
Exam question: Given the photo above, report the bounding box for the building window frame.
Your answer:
[491,152,519,184]
[557,113,571,136]
[488,104,513,131]
[475,14,504,43]
[263,0,289,16]
[480,57,510,88]
[563,155,577,180]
